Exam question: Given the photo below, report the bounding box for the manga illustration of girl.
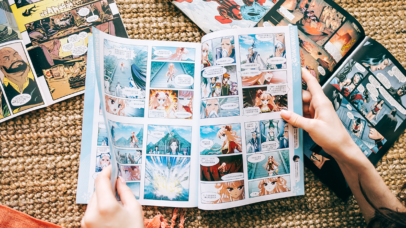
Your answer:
[96,152,111,172]
[165,63,177,84]
[366,99,384,121]
[217,125,242,154]
[255,90,278,113]
[358,42,391,72]
[351,118,363,137]
[267,120,277,142]
[149,91,172,117]
[154,47,189,61]
[258,177,290,196]
[121,166,141,181]
[212,180,245,203]
[178,91,193,118]
[105,95,125,116]
[242,71,287,86]
[167,138,179,155]
[130,132,139,148]
[202,42,211,67]
[264,156,279,176]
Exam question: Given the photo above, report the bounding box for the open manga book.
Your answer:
[0,0,126,122]
[255,0,406,199]
[76,25,304,209]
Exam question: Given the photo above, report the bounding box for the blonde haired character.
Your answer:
[212,180,245,203]
[254,90,277,113]
[263,156,279,176]
[217,125,242,154]
[105,95,125,116]
[150,91,171,111]
[165,63,177,83]
[258,177,290,196]
[242,71,275,86]
[202,42,211,67]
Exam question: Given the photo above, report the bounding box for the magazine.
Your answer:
[257,0,406,199]
[76,25,305,209]
[0,0,126,122]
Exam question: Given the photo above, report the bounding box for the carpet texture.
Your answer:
[1,0,406,227]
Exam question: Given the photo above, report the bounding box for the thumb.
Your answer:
[116,176,140,210]
[280,110,311,131]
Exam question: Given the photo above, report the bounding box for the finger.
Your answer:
[304,113,312,119]
[301,68,326,99]
[280,110,312,131]
[81,193,98,228]
[116,176,143,213]
[303,104,310,114]
[302,90,311,103]
[95,165,117,206]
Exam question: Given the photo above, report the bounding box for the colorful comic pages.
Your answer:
[77,26,304,209]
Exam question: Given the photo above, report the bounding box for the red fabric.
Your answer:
[342,88,350,97]
[331,83,341,91]
[215,16,233,24]
[351,93,363,102]
[144,208,186,228]
[0,205,61,228]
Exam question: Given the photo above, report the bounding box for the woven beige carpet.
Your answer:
[1,0,406,227]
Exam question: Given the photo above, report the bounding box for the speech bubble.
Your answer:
[97,147,110,153]
[221,102,238,110]
[261,141,278,151]
[68,34,80,43]
[106,47,136,60]
[175,75,194,87]
[244,107,261,116]
[267,57,287,65]
[366,83,379,101]
[318,66,326,76]
[267,84,289,96]
[245,122,256,130]
[357,84,365,93]
[388,66,406,83]
[347,112,354,119]
[216,57,234,65]
[86,15,99,23]
[221,172,244,181]
[250,191,260,197]
[376,73,391,89]
[149,110,166,118]
[202,67,227,78]
[355,62,366,73]
[241,63,259,69]
[78,8,90,17]
[126,100,145,109]
[78,31,88,40]
[150,131,165,138]
[263,21,272,27]
[241,70,261,77]
[368,75,381,88]
[121,88,141,97]
[200,157,219,166]
[11,94,31,106]
[201,192,221,202]
[71,45,87,56]
[255,33,274,42]
[378,87,406,114]
[346,104,352,110]
[200,139,214,148]
[174,111,193,118]
[154,49,172,57]
[248,154,266,163]
[62,43,74,52]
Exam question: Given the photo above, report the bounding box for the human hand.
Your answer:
[280,68,359,160]
[81,165,144,228]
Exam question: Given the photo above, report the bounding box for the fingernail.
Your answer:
[280,110,292,120]
[118,176,126,183]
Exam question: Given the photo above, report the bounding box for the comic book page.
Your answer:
[171,0,278,33]
[8,0,127,104]
[0,2,22,43]
[197,26,304,210]
[303,37,406,199]
[90,28,201,207]
[257,0,365,86]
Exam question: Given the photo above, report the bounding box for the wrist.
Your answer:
[324,138,364,163]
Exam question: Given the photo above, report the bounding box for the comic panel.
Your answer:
[201,40,213,69]
[201,65,238,98]
[241,70,287,87]
[95,147,111,173]
[0,7,21,42]
[148,89,194,119]
[97,121,109,146]
[239,33,286,72]
[242,86,288,115]
[0,88,11,119]
[248,175,291,198]
[200,180,245,204]
[212,36,236,65]
[200,97,240,119]
[105,94,145,117]
[200,154,244,181]
[151,46,195,62]
[118,165,141,181]
[114,148,143,164]
[324,21,362,63]
[245,119,289,153]
[247,150,290,180]
[144,156,190,201]
[127,182,140,199]
[104,40,147,99]
[200,123,242,155]
[150,61,195,89]
[0,42,44,114]
[299,47,324,82]
[146,125,192,155]
[108,120,144,149]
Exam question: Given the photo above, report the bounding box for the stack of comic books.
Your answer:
[0,0,126,122]
[76,26,305,209]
